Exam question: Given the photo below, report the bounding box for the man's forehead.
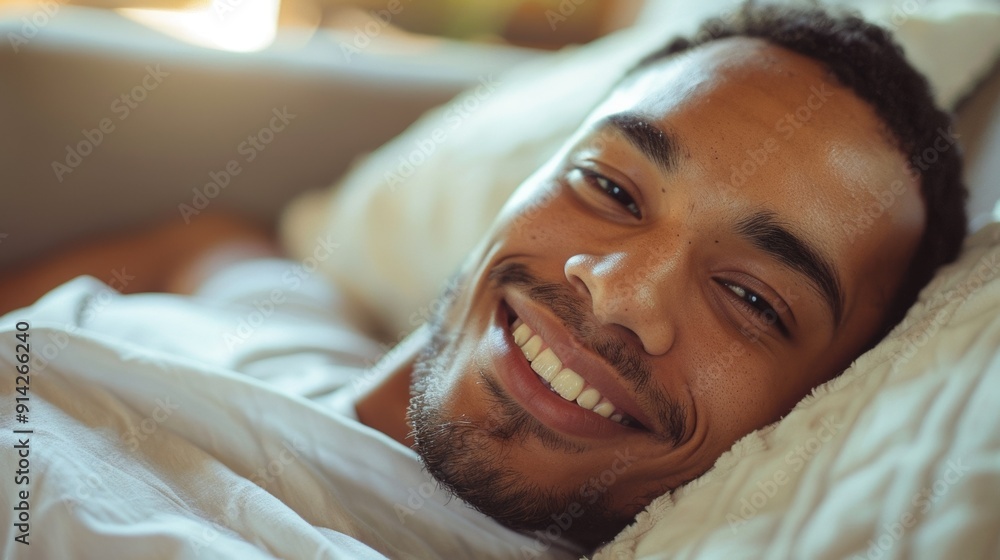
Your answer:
[592,37,834,126]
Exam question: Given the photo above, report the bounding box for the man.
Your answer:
[0,3,967,556]
[362,3,967,549]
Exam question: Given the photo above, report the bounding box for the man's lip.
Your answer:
[496,289,657,434]
[489,302,641,439]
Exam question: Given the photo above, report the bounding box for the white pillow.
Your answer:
[592,223,1000,559]
[280,0,1000,340]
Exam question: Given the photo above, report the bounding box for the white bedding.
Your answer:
[0,266,579,560]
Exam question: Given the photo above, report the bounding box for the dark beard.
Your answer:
[407,263,683,550]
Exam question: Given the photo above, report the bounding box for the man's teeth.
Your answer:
[510,318,633,425]
[550,368,584,401]
[530,348,562,382]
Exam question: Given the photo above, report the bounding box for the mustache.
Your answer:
[488,261,687,445]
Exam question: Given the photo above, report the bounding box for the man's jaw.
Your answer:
[489,289,659,441]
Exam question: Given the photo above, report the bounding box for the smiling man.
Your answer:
[353,4,967,550]
[0,3,968,558]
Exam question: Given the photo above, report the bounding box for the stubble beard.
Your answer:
[406,269,635,550]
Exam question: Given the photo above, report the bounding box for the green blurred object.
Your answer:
[381,0,518,40]
[383,0,616,47]
[441,0,518,39]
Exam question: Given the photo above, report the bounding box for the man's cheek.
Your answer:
[497,182,566,239]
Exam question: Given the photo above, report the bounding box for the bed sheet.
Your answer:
[0,275,576,560]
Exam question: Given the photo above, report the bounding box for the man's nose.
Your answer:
[564,250,677,356]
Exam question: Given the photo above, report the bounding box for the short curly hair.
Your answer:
[627,2,968,337]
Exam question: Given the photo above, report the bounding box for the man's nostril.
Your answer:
[568,274,591,299]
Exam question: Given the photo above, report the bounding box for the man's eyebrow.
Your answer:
[599,112,681,174]
[735,211,845,326]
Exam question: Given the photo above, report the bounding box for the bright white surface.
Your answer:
[120,0,281,52]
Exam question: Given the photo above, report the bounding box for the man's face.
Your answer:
[409,37,925,547]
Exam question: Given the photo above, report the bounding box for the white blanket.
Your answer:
[0,270,578,560]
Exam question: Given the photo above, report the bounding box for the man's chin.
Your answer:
[408,327,633,550]
[404,266,640,549]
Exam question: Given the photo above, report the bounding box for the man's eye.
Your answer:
[719,281,788,336]
[575,168,641,218]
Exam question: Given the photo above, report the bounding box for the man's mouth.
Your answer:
[492,292,653,437]
[509,316,643,428]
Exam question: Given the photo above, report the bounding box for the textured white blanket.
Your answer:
[0,274,576,560]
